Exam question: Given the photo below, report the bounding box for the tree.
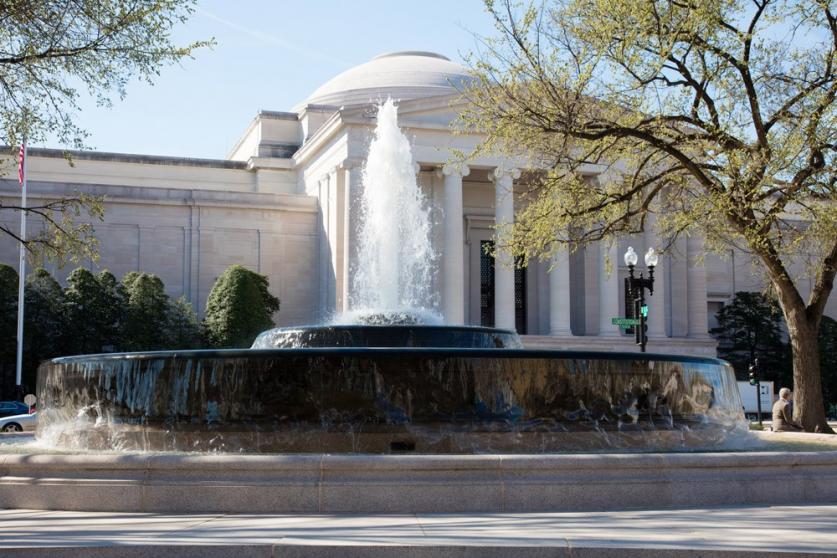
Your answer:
[462,0,836,431]
[63,268,123,354]
[165,296,202,350]
[22,268,66,390]
[1,0,212,264]
[121,272,169,351]
[203,265,280,349]
[710,291,791,385]
[0,264,18,397]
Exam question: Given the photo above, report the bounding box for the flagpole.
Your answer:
[15,141,27,396]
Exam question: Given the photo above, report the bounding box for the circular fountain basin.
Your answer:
[36,325,746,454]
[252,324,523,348]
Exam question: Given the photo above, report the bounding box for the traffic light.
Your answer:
[640,304,648,317]
[748,362,759,386]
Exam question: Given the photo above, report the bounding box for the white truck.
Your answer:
[736,380,775,420]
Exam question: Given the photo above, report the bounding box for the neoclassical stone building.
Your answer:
[2,51,832,355]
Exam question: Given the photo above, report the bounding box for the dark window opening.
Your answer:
[479,240,527,333]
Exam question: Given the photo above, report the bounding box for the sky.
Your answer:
[53,0,496,160]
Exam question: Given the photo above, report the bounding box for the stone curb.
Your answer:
[0,545,833,558]
[2,451,837,513]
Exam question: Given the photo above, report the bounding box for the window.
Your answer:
[708,301,725,332]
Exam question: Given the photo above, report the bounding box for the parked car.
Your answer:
[0,412,36,433]
[0,401,29,418]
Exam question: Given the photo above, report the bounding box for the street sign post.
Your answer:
[611,317,641,327]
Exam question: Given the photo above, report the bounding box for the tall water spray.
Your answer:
[348,99,440,323]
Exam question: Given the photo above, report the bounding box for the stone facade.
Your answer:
[2,51,834,351]
[0,151,317,327]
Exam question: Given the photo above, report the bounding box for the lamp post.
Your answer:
[624,246,658,352]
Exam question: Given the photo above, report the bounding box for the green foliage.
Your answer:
[463,0,837,430]
[203,265,280,349]
[710,292,791,385]
[0,266,216,397]
[710,291,837,412]
[1,195,105,268]
[165,296,202,350]
[462,0,835,267]
[22,268,67,391]
[0,0,213,149]
[63,268,124,354]
[0,0,212,265]
[0,264,19,396]
[121,273,169,351]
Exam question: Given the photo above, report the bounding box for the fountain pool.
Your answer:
[34,324,746,453]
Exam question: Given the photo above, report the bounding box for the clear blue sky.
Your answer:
[54,0,496,160]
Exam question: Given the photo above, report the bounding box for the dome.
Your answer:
[294,51,473,111]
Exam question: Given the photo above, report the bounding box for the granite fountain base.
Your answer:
[2,449,837,513]
[6,324,835,514]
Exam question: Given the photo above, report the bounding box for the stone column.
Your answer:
[597,242,620,337]
[338,161,362,313]
[326,167,339,315]
[687,235,709,337]
[491,167,520,331]
[645,219,668,338]
[441,163,469,324]
[549,246,573,336]
[317,173,332,320]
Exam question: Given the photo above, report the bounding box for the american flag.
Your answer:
[18,143,25,186]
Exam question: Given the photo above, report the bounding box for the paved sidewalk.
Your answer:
[1,504,837,557]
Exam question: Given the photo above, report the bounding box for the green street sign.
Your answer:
[611,317,641,326]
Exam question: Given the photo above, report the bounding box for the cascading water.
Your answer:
[27,101,749,456]
[346,99,441,324]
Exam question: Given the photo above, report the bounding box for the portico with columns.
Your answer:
[281,53,710,354]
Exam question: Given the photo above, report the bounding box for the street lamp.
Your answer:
[625,247,658,352]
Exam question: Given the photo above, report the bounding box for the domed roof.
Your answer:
[294,52,473,111]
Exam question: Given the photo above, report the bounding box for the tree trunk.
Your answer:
[783,306,833,433]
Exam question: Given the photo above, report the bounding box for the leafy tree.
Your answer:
[165,296,202,350]
[462,0,837,431]
[0,264,18,397]
[203,265,280,348]
[63,268,124,354]
[22,268,67,390]
[1,0,212,264]
[710,291,791,386]
[121,272,169,351]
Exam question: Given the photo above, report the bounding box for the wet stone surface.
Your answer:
[36,326,746,454]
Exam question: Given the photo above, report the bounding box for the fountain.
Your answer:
[350,99,439,320]
[32,99,747,455]
[5,100,836,518]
